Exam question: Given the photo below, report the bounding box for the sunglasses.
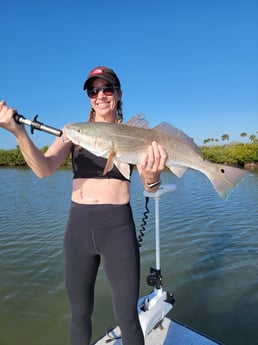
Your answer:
[87,85,119,99]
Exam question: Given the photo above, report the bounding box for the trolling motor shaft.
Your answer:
[138,184,177,336]
[144,184,177,290]
[13,113,62,137]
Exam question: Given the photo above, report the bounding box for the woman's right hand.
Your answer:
[0,100,25,135]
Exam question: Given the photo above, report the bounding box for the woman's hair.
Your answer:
[88,100,123,124]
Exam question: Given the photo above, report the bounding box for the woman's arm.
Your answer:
[0,100,72,178]
[16,132,72,178]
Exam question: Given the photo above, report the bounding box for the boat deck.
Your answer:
[92,317,222,345]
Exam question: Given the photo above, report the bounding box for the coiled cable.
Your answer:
[137,197,150,247]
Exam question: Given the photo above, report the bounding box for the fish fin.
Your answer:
[114,161,131,180]
[204,163,250,200]
[153,122,203,156]
[167,165,188,177]
[103,153,131,180]
[126,114,150,129]
[103,151,116,175]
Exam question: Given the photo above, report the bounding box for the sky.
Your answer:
[1,0,257,149]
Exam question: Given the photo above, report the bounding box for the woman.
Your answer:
[0,66,167,345]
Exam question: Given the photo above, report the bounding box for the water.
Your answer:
[0,168,257,345]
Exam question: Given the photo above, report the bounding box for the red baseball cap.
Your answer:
[83,66,121,90]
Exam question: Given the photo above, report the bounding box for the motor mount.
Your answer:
[147,267,162,289]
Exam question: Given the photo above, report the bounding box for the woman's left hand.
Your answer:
[138,141,167,190]
[140,141,167,173]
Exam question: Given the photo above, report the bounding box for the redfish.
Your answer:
[65,116,249,200]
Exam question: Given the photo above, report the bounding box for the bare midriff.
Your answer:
[71,178,130,204]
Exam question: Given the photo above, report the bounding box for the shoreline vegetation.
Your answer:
[0,135,257,170]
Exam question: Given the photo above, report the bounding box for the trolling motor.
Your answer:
[138,184,177,336]
[13,113,63,137]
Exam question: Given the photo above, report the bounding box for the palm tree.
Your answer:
[249,134,256,143]
[203,138,213,145]
[240,132,247,138]
[221,134,229,142]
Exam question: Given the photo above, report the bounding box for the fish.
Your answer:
[64,115,249,200]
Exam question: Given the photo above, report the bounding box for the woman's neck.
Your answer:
[95,112,117,123]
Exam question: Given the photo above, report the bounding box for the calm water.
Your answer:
[0,168,257,345]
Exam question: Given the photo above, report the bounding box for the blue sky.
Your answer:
[1,0,257,149]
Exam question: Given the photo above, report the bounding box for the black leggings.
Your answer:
[63,202,144,345]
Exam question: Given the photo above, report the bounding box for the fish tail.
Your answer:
[204,163,250,200]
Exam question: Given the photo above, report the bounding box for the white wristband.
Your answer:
[145,180,161,189]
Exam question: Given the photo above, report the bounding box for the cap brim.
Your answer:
[83,75,117,90]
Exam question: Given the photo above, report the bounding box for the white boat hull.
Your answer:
[92,316,221,345]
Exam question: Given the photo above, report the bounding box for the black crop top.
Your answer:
[72,145,133,181]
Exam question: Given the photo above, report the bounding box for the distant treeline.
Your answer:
[0,146,72,168]
[200,142,258,169]
[0,142,257,169]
